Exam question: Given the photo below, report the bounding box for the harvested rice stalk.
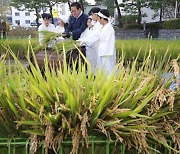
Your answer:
[30,135,38,154]
[131,129,149,154]
[80,111,89,147]
[172,59,179,90]
[71,124,81,154]
[52,130,64,154]
[44,123,54,150]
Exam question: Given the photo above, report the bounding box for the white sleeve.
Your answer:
[83,29,100,47]
[50,24,56,32]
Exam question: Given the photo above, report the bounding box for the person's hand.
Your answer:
[80,41,85,46]
[61,33,68,38]
[76,40,81,46]
[76,40,85,46]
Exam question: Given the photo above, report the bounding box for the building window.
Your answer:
[15,12,20,16]
[15,20,20,25]
[25,12,30,16]
[25,20,30,24]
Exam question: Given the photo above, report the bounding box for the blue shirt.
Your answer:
[65,13,88,40]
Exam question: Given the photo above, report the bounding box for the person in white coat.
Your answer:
[78,16,95,71]
[38,13,56,46]
[85,7,101,49]
[79,7,101,73]
[96,9,116,75]
[55,15,68,34]
[79,9,116,75]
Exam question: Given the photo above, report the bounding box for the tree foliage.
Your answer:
[0,0,11,20]
[149,0,180,21]
[95,0,114,16]
[120,0,148,24]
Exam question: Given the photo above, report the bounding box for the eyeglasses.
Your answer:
[71,9,79,13]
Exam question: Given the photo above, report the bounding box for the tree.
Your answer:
[149,0,180,21]
[41,0,69,24]
[120,0,148,24]
[148,0,164,22]
[114,0,123,27]
[0,0,11,20]
[94,0,123,27]
[95,0,114,16]
[0,0,11,6]
[42,0,57,24]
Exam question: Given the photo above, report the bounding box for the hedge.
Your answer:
[123,24,143,29]
[146,22,163,29]
[163,18,180,29]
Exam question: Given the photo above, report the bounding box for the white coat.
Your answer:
[82,21,101,47]
[97,22,116,75]
[78,27,96,72]
[38,23,56,45]
[79,21,102,73]
[55,25,65,34]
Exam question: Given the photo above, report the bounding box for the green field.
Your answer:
[0,39,179,62]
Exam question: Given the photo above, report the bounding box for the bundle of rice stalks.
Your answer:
[38,31,77,51]
[42,31,60,45]
[0,45,179,154]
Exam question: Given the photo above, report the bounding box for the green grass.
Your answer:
[116,39,180,62]
[0,39,179,62]
[0,39,38,59]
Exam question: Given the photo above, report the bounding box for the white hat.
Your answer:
[57,15,67,23]
[88,16,92,20]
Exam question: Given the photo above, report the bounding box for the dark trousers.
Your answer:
[0,30,6,39]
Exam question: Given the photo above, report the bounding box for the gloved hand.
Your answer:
[76,40,81,46]
[76,40,85,46]
[56,36,64,41]
[62,32,70,38]
[80,41,85,46]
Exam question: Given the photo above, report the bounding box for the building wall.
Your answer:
[11,7,36,27]
[115,29,145,39]
[115,29,180,39]
[11,3,70,27]
[158,29,180,39]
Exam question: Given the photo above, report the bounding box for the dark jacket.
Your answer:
[65,13,88,40]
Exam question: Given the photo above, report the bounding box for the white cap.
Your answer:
[57,15,68,23]
[88,16,92,20]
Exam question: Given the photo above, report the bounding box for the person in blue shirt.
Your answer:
[64,2,88,40]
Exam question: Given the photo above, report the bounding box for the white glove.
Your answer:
[76,40,84,46]
[56,37,64,41]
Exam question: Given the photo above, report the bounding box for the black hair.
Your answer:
[88,7,100,15]
[100,9,110,18]
[70,2,81,9]
[42,13,52,19]
[64,23,68,30]
[99,9,109,21]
